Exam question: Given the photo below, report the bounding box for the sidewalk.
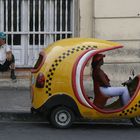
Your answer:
[0,88,30,112]
[0,88,46,122]
[0,88,32,121]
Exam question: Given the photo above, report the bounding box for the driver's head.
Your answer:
[91,54,105,68]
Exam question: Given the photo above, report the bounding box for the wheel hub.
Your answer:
[58,113,68,123]
[55,110,71,126]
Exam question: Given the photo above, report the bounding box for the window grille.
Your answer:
[0,0,75,67]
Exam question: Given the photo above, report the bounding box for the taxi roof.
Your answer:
[44,38,123,52]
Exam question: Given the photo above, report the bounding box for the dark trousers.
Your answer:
[0,54,15,72]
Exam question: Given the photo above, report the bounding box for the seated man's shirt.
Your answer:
[0,44,11,65]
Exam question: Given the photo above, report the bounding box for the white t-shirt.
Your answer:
[0,44,11,65]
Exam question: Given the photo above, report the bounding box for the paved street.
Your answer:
[0,121,139,140]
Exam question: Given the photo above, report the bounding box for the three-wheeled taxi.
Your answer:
[31,38,140,128]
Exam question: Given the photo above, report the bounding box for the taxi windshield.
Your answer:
[34,54,44,69]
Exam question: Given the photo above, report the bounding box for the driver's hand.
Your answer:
[122,82,126,86]
[122,77,132,86]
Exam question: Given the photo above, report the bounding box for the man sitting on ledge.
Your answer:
[0,32,16,80]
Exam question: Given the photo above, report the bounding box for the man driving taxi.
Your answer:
[91,53,130,108]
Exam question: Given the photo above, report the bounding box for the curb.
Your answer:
[0,112,45,122]
[0,112,131,125]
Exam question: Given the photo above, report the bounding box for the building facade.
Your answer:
[79,0,140,83]
[0,0,140,71]
[0,0,78,67]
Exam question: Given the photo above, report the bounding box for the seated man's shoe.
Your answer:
[11,69,16,80]
[11,74,16,80]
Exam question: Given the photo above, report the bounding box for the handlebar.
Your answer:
[122,77,133,86]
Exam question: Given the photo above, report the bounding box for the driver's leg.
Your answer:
[100,87,130,105]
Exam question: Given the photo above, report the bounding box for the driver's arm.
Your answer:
[98,69,111,87]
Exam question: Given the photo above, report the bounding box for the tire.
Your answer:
[50,106,75,129]
[31,107,37,115]
[130,116,140,127]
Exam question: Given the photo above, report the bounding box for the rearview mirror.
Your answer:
[130,69,135,77]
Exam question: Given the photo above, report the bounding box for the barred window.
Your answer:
[0,0,75,67]
[2,0,73,45]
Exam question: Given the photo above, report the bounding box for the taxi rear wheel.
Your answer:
[50,106,75,129]
[131,116,140,127]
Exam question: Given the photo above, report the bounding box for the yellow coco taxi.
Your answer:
[31,38,140,128]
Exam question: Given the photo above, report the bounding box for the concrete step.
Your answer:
[0,69,31,79]
[0,79,30,89]
[0,69,31,89]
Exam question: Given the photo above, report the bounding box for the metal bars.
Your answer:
[0,0,4,31]
[0,0,74,67]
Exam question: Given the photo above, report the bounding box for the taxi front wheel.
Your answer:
[131,116,140,127]
[50,106,75,129]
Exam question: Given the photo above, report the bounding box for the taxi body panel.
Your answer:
[31,38,140,128]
